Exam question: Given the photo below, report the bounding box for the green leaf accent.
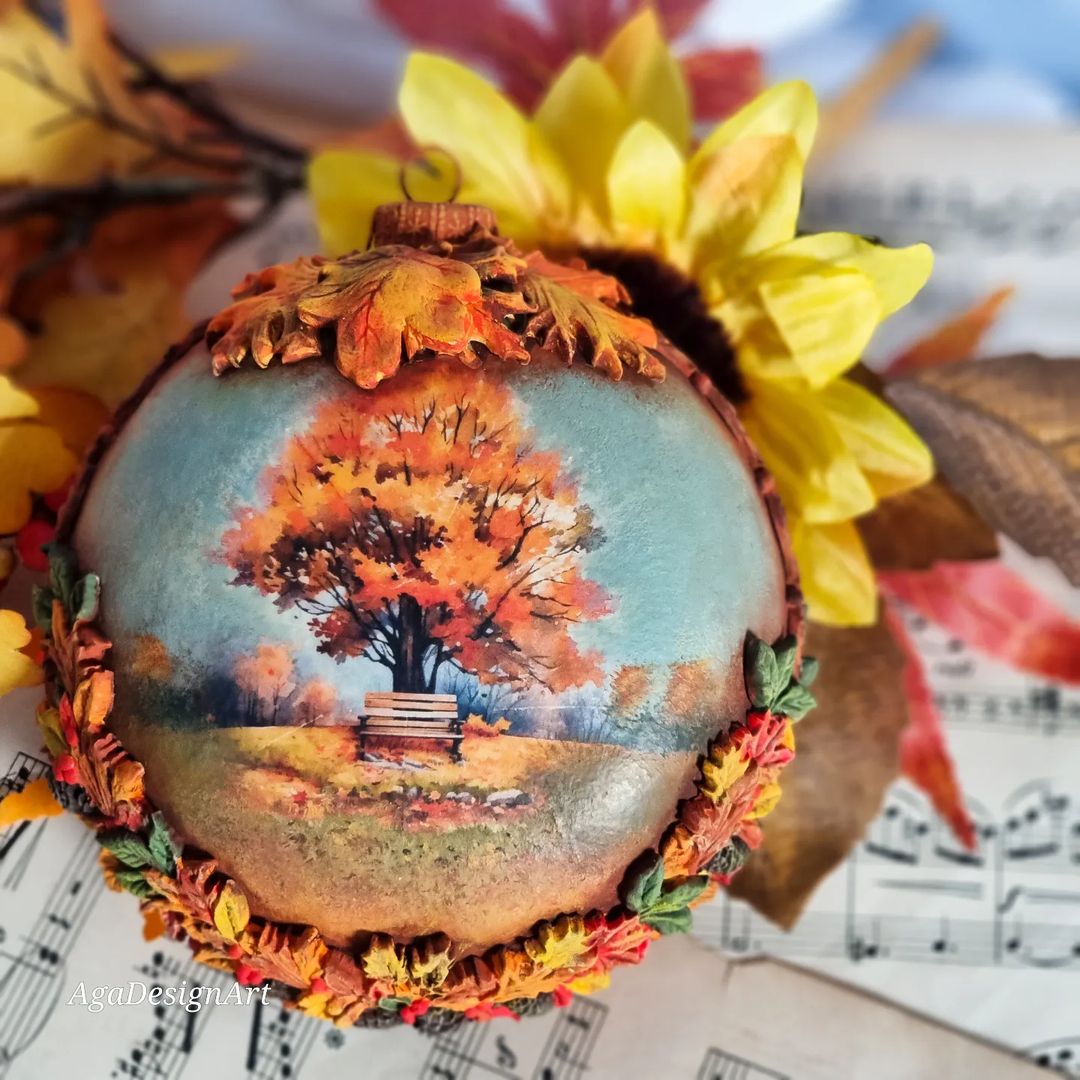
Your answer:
[622,854,665,914]
[623,856,707,935]
[47,544,77,612]
[744,632,819,719]
[773,635,798,694]
[32,585,55,632]
[745,635,780,709]
[71,574,101,624]
[774,683,817,720]
[641,909,693,935]
[114,868,155,899]
[99,831,154,869]
[378,996,410,1013]
[147,813,180,875]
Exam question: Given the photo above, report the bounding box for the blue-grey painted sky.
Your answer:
[76,350,782,720]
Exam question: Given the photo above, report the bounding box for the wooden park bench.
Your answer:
[355,692,463,760]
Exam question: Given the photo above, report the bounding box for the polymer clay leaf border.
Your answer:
[204,217,676,391]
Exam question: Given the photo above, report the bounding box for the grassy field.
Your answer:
[123,723,699,952]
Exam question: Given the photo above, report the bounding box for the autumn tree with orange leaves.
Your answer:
[221,362,612,696]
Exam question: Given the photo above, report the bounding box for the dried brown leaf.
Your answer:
[858,477,998,571]
[887,354,1080,584]
[728,619,908,927]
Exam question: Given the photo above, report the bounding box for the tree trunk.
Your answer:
[393,595,428,693]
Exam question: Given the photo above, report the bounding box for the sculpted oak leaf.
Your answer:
[522,915,590,972]
[520,253,667,381]
[211,880,251,942]
[208,245,531,390]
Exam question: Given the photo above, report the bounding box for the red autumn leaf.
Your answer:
[879,561,1080,685]
[882,604,975,849]
[681,48,764,121]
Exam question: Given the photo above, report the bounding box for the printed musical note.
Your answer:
[111,950,232,1079]
[245,996,320,1080]
[534,998,605,1080]
[0,753,51,873]
[1026,1037,1080,1077]
[696,1047,788,1080]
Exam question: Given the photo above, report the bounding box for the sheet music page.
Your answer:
[2,123,1077,1078]
[693,120,1080,1073]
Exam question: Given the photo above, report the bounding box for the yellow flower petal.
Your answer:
[758,268,881,387]
[307,149,403,256]
[399,53,569,247]
[535,56,629,223]
[762,233,933,317]
[685,135,804,270]
[742,381,876,524]
[791,519,878,627]
[601,9,690,153]
[693,80,817,166]
[817,377,934,499]
[606,119,685,252]
[0,422,77,533]
[0,375,39,421]
[0,609,43,696]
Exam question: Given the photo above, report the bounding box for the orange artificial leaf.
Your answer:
[0,316,28,370]
[858,476,998,571]
[879,561,1080,685]
[208,245,531,390]
[886,287,1013,376]
[141,907,167,942]
[0,776,63,826]
[17,274,187,408]
[30,387,110,455]
[521,252,667,381]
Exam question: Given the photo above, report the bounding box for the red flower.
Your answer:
[552,984,573,1008]
[53,753,78,784]
[309,976,328,994]
[16,519,54,572]
[464,1002,520,1023]
[399,999,431,1025]
[235,963,263,987]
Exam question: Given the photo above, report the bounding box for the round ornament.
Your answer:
[39,203,814,1025]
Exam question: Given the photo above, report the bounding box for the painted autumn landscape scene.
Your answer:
[121,362,733,841]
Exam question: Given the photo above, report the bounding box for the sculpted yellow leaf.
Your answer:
[0,776,62,826]
[0,422,76,533]
[362,933,410,986]
[523,915,589,971]
[700,743,750,803]
[747,781,783,819]
[408,934,453,989]
[18,274,186,407]
[211,881,251,942]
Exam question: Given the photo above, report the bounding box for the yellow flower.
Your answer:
[309,10,934,626]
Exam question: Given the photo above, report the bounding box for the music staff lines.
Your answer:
[699,780,1080,969]
[696,1047,789,1080]
[933,687,1080,736]
[114,952,233,1080]
[418,997,607,1080]
[0,830,102,1075]
[245,996,320,1080]
[0,753,51,873]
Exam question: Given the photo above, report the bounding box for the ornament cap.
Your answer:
[371,201,498,247]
